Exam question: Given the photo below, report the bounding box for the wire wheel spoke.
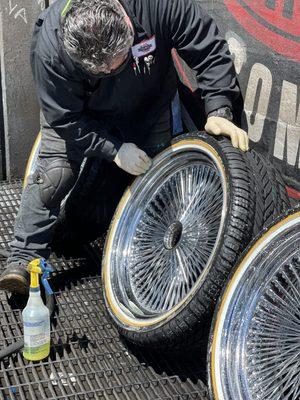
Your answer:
[246,261,300,399]
[120,157,224,316]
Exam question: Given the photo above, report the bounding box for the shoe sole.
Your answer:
[0,274,29,295]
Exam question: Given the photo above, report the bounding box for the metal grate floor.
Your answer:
[0,181,209,400]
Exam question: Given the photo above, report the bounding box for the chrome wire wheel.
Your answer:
[103,139,227,329]
[210,209,300,400]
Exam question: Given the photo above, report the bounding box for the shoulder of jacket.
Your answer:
[33,2,84,79]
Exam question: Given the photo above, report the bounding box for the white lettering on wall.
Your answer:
[226,32,247,75]
[226,30,299,173]
[37,0,45,11]
[8,0,27,24]
[244,63,272,143]
[274,81,300,168]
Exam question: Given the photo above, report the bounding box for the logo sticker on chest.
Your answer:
[131,36,156,58]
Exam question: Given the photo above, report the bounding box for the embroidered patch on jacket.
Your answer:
[131,36,156,58]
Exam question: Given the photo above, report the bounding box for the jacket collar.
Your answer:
[117,0,151,44]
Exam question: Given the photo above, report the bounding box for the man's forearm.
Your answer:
[44,113,123,162]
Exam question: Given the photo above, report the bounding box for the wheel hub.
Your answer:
[163,221,183,250]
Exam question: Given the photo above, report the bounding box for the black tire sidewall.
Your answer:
[112,132,256,348]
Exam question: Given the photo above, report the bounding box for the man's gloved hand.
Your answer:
[205,116,249,152]
[113,143,152,175]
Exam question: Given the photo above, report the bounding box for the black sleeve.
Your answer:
[155,0,240,115]
[31,52,122,161]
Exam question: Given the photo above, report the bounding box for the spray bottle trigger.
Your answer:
[40,259,53,295]
[41,278,53,295]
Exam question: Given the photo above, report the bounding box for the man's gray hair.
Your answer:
[61,0,133,74]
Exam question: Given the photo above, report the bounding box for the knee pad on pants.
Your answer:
[33,159,79,208]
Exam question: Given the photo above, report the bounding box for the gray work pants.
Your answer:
[8,108,173,264]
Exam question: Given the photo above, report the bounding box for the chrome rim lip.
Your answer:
[103,140,228,329]
[211,212,300,400]
[23,133,42,187]
[29,144,41,176]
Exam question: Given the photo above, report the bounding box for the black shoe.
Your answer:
[0,262,30,295]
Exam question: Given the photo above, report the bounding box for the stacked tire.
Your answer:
[245,150,290,235]
[209,207,300,400]
[25,131,291,351]
[101,132,290,350]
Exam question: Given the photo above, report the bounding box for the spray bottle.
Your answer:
[22,259,53,361]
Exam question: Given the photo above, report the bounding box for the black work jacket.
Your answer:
[30,0,239,161]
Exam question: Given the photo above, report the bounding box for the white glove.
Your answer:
[113,143,152,175]
[205,116,249,152]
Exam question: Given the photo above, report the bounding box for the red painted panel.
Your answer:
[224,0,300,62]
[287,186,300,200]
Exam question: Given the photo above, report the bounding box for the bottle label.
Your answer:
[23,320,50,352]
[23,342,49,355]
